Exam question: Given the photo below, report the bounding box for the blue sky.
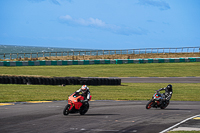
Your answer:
[0,0,200,49]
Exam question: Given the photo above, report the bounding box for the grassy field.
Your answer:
[0,62,200,77]
[0,83,200,103]
[0,62,200,102]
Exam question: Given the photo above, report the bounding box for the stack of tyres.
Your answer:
[0,76,121,86]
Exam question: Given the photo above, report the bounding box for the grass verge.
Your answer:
[0,62,200,77]
[0,83,200,103]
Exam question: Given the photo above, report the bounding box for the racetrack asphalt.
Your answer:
[0,100,200,133]
[115,77,200,83]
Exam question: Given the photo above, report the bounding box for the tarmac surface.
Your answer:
[117,77,200,83]
[0,100,200,133]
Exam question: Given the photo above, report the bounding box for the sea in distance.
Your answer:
[0,44,124,59]
[0,44,99,59]
[0,45,93,54]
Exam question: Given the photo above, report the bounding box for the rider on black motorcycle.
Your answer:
[157,84,173,105]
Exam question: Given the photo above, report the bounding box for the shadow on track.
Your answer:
[84,113,120,116]
[64,113,120,116]
[164,108,196,111]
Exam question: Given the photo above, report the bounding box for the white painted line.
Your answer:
[159,114,200,133]
[171,127,200,131]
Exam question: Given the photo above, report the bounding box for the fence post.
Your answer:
[30,53,32,59]
[17,53,18,59]
[4,53,5,60]
[62,52,63,57]
[163,48,164,54]
[169,48,170,54]
[37,52,38,58]
[56,52,57,58]
[151,48,153,54]
[157,48,158,54]
[145,48,146,54]
[10,53,12,60]
[139,49,140,55]
[127,50,128,54]
[43,52,44,57]
[96,50,98,56]
[24,53,25,59]
[49,52,51,58]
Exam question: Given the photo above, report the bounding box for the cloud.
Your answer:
[59,15,147,36]
[60,15,106,27]
[51,0,60,5]
[138,0,170,10]
[28,0,72,5]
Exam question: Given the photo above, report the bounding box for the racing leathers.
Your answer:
[158,84,173,106]
[75,87,90,102]
[158,87,173,101]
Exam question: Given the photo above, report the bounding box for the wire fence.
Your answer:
[0,46,199,60]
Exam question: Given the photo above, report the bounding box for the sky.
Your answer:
[0,0,200,50]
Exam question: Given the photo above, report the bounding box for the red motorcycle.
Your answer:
[146,91,169,109]
[63,92,92,115]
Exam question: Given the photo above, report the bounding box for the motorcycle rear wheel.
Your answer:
[160,101,169,109]
[63,104,70,115]
[146,99,154,109]
[80,103,89,115]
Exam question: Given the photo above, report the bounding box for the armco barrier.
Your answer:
[0,76,121,86]
[0,57,199,66]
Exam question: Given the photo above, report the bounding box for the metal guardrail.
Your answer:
[0,47,199,60]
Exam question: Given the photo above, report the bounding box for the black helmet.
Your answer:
[167,84,172,91]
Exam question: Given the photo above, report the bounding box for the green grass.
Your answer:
[0,62,200,102]
[0,62,200,77]
[0,83,200,103]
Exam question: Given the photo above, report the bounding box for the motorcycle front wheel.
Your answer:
[146,99,154,109]
[63,104,70,115]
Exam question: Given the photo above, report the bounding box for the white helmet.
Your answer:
[81,85,87,93]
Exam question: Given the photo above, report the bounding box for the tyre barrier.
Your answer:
[0,76,121,86]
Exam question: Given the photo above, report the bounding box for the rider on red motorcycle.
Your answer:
[75,85,90,103]
[157,84,173,104]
